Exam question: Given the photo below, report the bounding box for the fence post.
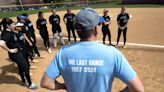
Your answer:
[19,0,24,11]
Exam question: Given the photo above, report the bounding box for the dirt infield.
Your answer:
[0,8,164,92]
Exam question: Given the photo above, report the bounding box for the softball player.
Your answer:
[18,15,33,61]
[101,9,112,45]
[116,6,129,48]
[36,12,51,53]
[22,13,40,57]
[63,9,76,44]
[1,22,37,89]
[49,9,65,47]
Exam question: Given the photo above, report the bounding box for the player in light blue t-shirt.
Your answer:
[41,8,144,92]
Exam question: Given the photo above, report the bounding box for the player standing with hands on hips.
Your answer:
[49,9,65,48]
[63,9,76,44]
[116,6,129,48]
[40,8,144,92]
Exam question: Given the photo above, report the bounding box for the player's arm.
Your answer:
[49,16,52,24]
[0,40,18,53]
[41,73,55,89]
[41,51,65,90]
[103,16,111,25]
[36,20,40,30]
[123,14,129,29]
[115,49,144,92]
[63,15,66,24]
[103,21,111,25]
[120,76,144,92]
[41,73,66,90]
[58,15,61,24]
[23,33,33,46]
[117,15,122,29]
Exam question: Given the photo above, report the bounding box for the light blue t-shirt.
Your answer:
[46,41,136,92]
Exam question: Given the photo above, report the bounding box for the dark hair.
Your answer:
[77,30,95,39]
[67,8,70,11]
[121,5,126,9]
[75,23,96,39]
[38,12,43,17]
[1,18,13,30]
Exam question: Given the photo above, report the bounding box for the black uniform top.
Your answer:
[26,20,35,36]
[1,30,20,49]
[0,22,2,31]
[117,13,129,27]
[102,15,110,28]
[22,23,31,39]
[16,31,26,47]
[36,18,47,31]
[49,15,60,26]
[64,13,75,25]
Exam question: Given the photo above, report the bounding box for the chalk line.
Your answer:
[35,35,164,49]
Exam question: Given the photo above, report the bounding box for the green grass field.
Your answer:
[0,0,164,19]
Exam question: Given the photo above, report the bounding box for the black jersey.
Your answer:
[102,15,110,28]
[22,23,31,38]
[49,15,60,26]
[26,20,35,36]
[36,18,47,31]
[64,13,75,25]
[16,31,26,47]
[1,30,20,49]
[117,13,129,27]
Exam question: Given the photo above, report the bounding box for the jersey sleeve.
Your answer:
[127,13,130,20]
[114,50,137,84]
[21,26,28,34]
[45,51,61,79]
[108,16,111,21]
[73,13,75,17]
[64,14,66,19]
[44,19,47,24]
[58,15,61,23]
[36,20,40,29]
[1,32,10,42]
[49,16,52,24]
[117,14,120,21]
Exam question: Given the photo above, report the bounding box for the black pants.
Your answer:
[102,28,111,44]
[66,25,76,42]
[52,25,62,34]
[9,51,32,86]
[21,42,33,62]
[30,34,40,57]
[117,27,127,45]
[40,30,50,48]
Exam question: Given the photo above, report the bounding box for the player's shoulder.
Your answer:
[118,13,122,16]
[36,18,39,21]
[49,15,53,18]
[125,12,129,15]
[56,15,60,17]
[43,18,46,21]
[64,13,67,16]
[107,15,110,19]
[72,13,75,16]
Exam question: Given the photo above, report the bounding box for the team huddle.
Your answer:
[0,6,142,92]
